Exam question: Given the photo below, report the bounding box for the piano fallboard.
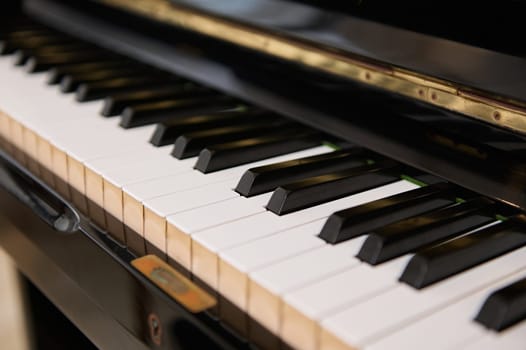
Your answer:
[22,0,526,210]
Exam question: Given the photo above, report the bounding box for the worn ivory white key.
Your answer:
[320,246,526,350]
[124,146,330,254]
[176,181,413,339]
[364,272,525,350]
[0,57,161,211]
[281,256,411,350]
[0,56,190,243]
[461,321,526,350]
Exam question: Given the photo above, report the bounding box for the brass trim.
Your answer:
[99,0,526,134]
[132,255,217,313]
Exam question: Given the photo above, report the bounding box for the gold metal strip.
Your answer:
[132,255,217,313]
[99,0,526,134]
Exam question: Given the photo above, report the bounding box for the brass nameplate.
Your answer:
[132,255,216,313]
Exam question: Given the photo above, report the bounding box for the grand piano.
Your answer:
[1,0,526,349]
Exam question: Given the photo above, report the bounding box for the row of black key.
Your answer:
[4,22,526,334]
[1,24,331,174]
[6,23,397,213]
[230,143,526,305]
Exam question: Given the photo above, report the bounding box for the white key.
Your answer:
[126,169,238,203]
[0,60,172,182]
[102,156,196,187]
[284,256,411,320]
[85,146,173,174]
[0,58,326,203]
[0,58,200,216]
[251,237,366,295]
[321,246,526,348]
[220,219,326,273]
[0,58,159,163]
[50,121,156,161]
[123,146,331,203]
[365,272,526,350]
[282,222,500,324]
[139,148,333,268]
[144,180,239,216]
[167,193,272,233]
[0,61,57,126]
[461,321,526,350]
[35,99,157,159]
[0,63,98,131]
[198,180,418,256]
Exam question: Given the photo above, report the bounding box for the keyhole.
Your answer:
[148,313,162,346]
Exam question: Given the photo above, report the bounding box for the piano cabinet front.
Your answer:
[0,152,244,350]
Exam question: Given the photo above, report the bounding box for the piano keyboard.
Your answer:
[1,22,526,350]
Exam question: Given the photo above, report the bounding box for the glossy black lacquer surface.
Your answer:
[291,1,526,57]
[235,148,369,197]
[0,151,244,350]
[266,160,400,215]
[357,197,496,265]
[319,182,457,244]
[169,0,526,104]
[401,216,526,289]
[23,0,526,211]
[102,85,210,117]
[475,275,526,331]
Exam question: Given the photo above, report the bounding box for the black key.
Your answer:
[13,43,92,66]
[34,43,93,53]
[319,182,459,244]
[195,129,322,174]
[47,61,132,84]
[0,33,72,55]
[120,95,239,128]
[357,197,496,265]
[5,29,57,41]
[400,214,526,289]
[0,40,18,55]
[235,148,372,197]
[475,275,526,331]
[76,76,178,102]
[2,29,51,40]
[266,159,401,215]
[26,51,116,73]
[150,108,265,146]
[102,85,211,117]
[60,66,152,93]
[172,119,289,159]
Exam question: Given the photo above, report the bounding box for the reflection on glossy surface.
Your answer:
[171,0,526,105]
[100,0,526,136]
[176,0,322,29]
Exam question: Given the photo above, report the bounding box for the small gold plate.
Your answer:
[132,255,216,313]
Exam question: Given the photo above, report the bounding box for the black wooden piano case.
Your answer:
[0,2,247,348]
[0,151,246,350]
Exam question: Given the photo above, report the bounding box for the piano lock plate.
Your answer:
[132,255,217,313]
